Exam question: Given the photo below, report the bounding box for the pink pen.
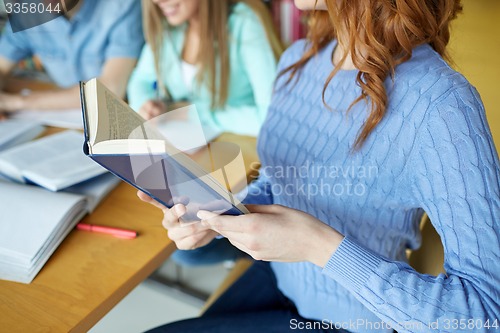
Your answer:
[76,223,138,239]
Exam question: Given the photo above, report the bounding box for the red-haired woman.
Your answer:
[139,0,500,332]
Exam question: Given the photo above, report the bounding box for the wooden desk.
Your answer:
[0,132,257,333]
[4,76,56,93]
[0,79,259,332]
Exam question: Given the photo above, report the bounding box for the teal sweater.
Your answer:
[127,3,277,137]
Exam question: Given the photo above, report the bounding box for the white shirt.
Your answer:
[181,61,198,94]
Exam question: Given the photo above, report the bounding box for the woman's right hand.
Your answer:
[138,100,167,120]
[137,191,218,250]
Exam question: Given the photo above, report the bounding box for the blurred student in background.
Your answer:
[139,0,500,331]
[0,0,143,117]
[127,0,282,137]
[128,0,282,266]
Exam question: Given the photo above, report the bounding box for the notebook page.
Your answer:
[10,109,83,129]
[0,181,86,263]
[0,120,44,151]
[0,130,106,189]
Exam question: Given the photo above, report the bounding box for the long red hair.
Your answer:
[282,0,463,149]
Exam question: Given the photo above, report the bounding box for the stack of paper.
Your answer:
[0,174,120,284]
[0,181,86,283]
[0,120,120,283]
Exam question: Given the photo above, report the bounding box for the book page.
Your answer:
[22,149,107,191]
[65,173,120,212]
[0,131,105,190]
[10,109,83,129]
[103,89,145,140]
[92,81,147,144]
[86,79,167,147]
[0,180,86,263]
[0,131,80,170]
[0,120,44,151]
[0,180,87,283]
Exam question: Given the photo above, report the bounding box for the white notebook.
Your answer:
[0,181,86,282]
[0,174,119,283]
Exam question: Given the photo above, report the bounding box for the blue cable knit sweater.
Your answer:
[242,40,500,333]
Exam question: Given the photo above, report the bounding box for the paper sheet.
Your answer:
[10,109,83,129]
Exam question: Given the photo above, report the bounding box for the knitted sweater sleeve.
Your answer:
[322,85,500,332]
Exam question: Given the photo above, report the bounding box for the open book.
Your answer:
[80,79,248,222]
[10,108,83,129]
[0,119,44,152]
[0,130,108,191]
[0,174,119,284]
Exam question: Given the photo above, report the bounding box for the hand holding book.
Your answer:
[80,79,249,224]
[136,191,220,249]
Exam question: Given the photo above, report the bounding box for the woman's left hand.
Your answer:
[198,204,344,267]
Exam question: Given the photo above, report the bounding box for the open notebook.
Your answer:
[10,109,83,129]
[0,173,119,283]
[0,119,44,152]
[0,130,107,191]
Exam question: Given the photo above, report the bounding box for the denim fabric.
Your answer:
[171,237,249,266]
[146,261,351,333]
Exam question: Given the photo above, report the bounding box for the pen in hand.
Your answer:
[153,80,162,101]
[76,223,138,239]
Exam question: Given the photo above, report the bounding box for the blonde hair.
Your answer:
[282,0,463,149]
[142,0,283,109]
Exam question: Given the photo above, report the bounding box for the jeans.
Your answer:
[171,237,249,266]
[145,261,350,333]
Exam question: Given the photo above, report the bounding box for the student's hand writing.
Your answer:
[137,191,219,250]
[198,204,345,268]
[138,100,167,120]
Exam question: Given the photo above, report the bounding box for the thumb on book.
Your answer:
[197,210,219,221]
